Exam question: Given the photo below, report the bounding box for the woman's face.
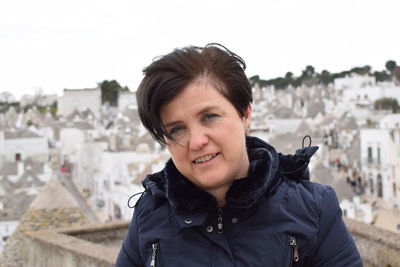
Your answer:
[160,79,251,198]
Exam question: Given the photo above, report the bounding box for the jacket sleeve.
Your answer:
[115,205,143,267]
[311,187,363,267]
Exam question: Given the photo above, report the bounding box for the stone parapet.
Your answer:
[0,207,89,267]
[23,221,127,267]
[7,218,400,267]
[345,218,400,267]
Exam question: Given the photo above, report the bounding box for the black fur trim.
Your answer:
[143,136,316,213]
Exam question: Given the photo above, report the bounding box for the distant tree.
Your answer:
[249,75,260,87]
[350,65,371,75]
[100,80,123,106]
[285,72,294,79]
[301,65,315,80]
[373,71,390,82]
[319,70,333,86]
[385,60,397,72]
[50,101,57,116]
[0,91,16,103]
[374,97,400,113]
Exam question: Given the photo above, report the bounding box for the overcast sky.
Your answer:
[1,0,399,99]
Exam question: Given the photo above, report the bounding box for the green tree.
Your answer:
[100,80,123,106]
[373,71,390,82]
[385,60,397,72]
[374,97,400,113]
[301,65,315,80]
[350,65,371,75]
[249,75,260,87]
[319,70,333,86]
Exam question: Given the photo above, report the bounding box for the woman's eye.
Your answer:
[203,113,219,121]
[169,125,185,136]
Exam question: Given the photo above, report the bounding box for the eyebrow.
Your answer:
[163,105,220,128]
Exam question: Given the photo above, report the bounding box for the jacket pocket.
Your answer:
[284,235,299,267]
[147,242,162,267]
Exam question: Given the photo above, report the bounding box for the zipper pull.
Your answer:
[217,207,223,234]
[150,243,157,267]
[289,236,299,262]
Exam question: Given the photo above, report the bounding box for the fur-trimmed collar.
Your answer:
[143,136,318,214]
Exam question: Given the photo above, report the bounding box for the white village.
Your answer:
[0,69,400,266]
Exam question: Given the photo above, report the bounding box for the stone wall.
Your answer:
[12,219,400,267]
[345,219,400,267]
[0,207,89,267]
[23,221,126,267]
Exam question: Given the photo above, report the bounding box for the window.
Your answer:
[394,183,397,197]
[377,147,381,164]
[377,174,383,198]
[369,174,374,194]
[15,153,21,161]
[367,147,373,164]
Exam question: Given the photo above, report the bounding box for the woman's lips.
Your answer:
[192,153,219,164]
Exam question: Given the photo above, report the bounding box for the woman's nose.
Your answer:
[188,131,209,151]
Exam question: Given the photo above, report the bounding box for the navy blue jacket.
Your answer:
[116,136,362,266]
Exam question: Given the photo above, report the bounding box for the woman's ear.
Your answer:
[243,104,252,130]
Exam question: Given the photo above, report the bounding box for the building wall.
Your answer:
[361,128,400,204]
[118,91,136,111]
[58,89,101,118]
[3,137,49,163]
[60,128,85,159]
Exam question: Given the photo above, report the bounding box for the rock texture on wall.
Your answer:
[0,178,90,267]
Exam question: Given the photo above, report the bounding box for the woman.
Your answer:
[116,44,362,266]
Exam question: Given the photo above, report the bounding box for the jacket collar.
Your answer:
[143,136,318,214]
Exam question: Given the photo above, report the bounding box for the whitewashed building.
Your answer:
[118,91,136,112]
[360,115,400,207]
[73,141,168,222]
[58,121,97,164]
[0,130,48,163]
[57,88,101,118]
[334,74,400,103]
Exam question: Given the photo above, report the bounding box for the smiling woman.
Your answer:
[116,44,363,267]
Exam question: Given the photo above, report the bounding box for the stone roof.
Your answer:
[344,135,361,166]
[311,162,354,201]
[64,87,99,92]
[57,121,95,130]
[269,133,299,155]
[307,98,325,118]
[122,107,141,124]
[0,163,18,176]
[13,173,44,189]
[296,120,313,137]
[41,112,56,126]
[0,176,15,194]
[0,191,36,221]
[269,105,296,118]
[66,108,96,121]
[4,130,41,139]
[0,177,91,267]
[29,178,80,210]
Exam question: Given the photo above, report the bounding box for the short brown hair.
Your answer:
[136,43,252,145]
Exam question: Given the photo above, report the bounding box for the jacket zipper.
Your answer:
[285,236,299,267]
[289,236,299,263]
[150,243,158,267]
[217,207,223,234]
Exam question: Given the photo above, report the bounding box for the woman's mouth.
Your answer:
[192,153,219,164]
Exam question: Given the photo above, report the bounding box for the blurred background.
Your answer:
[0,0,399,266]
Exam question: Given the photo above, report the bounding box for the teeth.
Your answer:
[194,153,217,164]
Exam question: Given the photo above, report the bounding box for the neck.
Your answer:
[205,183,231,207]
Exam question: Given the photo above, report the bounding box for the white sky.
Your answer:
[1,0,399,99]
